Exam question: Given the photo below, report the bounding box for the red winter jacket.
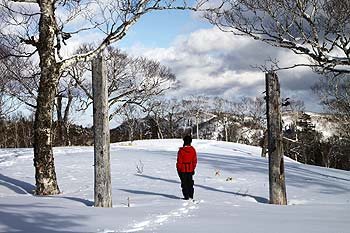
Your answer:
[177,146,197,173]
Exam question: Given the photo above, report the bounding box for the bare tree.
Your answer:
[1,46,90,147]
[183,95,209,139]
[146,100,166,139]
[55,77,74,146]
[54,65,91,146]
[161,99,185,138]
[240,96,266,128]
[1,0,205,195]
[73,46,177,121]
[0,77,19,120]
[284,99,305,112]
[145,98,186,139]
[0,113,34,148]
[205,0,350,74]
[312,73,350,138]
[120,104,143,142]
[0,45,39,110]
[211,97,233,141]
[224,97,265,144]
[107,48,177,119]
[0,46,23,136]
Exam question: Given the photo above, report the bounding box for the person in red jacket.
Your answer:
[177,135,197,200]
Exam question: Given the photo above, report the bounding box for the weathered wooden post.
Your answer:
[92,54,112,207]
[265,72,287,205]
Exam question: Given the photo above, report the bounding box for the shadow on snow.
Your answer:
[0,173,35,195]
[0,202,87,233]
[0,174,94,206]
[135,174,269,204]
[119,188,181,200]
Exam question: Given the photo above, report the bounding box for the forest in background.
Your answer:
[1,46,349,171]
[1,95,349,171]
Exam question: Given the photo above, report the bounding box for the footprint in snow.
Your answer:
[122,200,202,232]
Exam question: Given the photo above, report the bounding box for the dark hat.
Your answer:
[183,135,192,146]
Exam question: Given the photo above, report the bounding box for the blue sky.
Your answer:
[71,9,324,126]
[118,10,211,49]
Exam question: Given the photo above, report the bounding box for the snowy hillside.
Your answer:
[194,111,337,144]
[282,111,337,139]
[0,139,349,233]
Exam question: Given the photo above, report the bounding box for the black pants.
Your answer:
[178,172,194,199]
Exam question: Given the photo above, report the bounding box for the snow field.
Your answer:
[0,139,349,233]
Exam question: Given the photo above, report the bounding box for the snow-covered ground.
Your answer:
[0,139,349,233]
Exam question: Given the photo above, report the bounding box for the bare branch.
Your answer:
[205,0,350,74]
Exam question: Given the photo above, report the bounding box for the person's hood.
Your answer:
[180,146,194,153]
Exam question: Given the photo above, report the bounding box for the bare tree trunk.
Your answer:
[265,72,287,205]
[33,0,60,195]
[4,121,8,147]
[196,112,199,139]
[155,117,164,139]
[129,125,134,141]
[127,120,134,142]
[139,122,143,140]
[92,54,112,208]
[261,129,268,158]
[63,93,73,146]
[158,128,164,139]
[224,117,228,142]
[56,95,64,146]
[34,72,60,195]
[14,121,18,148]
[168,114,173,138]
[56,94,73,146]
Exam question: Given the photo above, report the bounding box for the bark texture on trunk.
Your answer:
[56,95,72,146]
[92,54,112,207]
[33,0,60,195]
[266,72,287,205]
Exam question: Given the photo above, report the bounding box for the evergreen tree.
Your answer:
[296,113,322,165]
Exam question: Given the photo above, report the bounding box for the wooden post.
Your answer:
[92,54,112,207]
[265,72,287,205]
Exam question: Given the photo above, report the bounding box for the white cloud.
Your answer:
[124,26,322,111]
[173,27,250,53]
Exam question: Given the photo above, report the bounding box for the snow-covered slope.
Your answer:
[0,139,349,233]
[282,111,337,139]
